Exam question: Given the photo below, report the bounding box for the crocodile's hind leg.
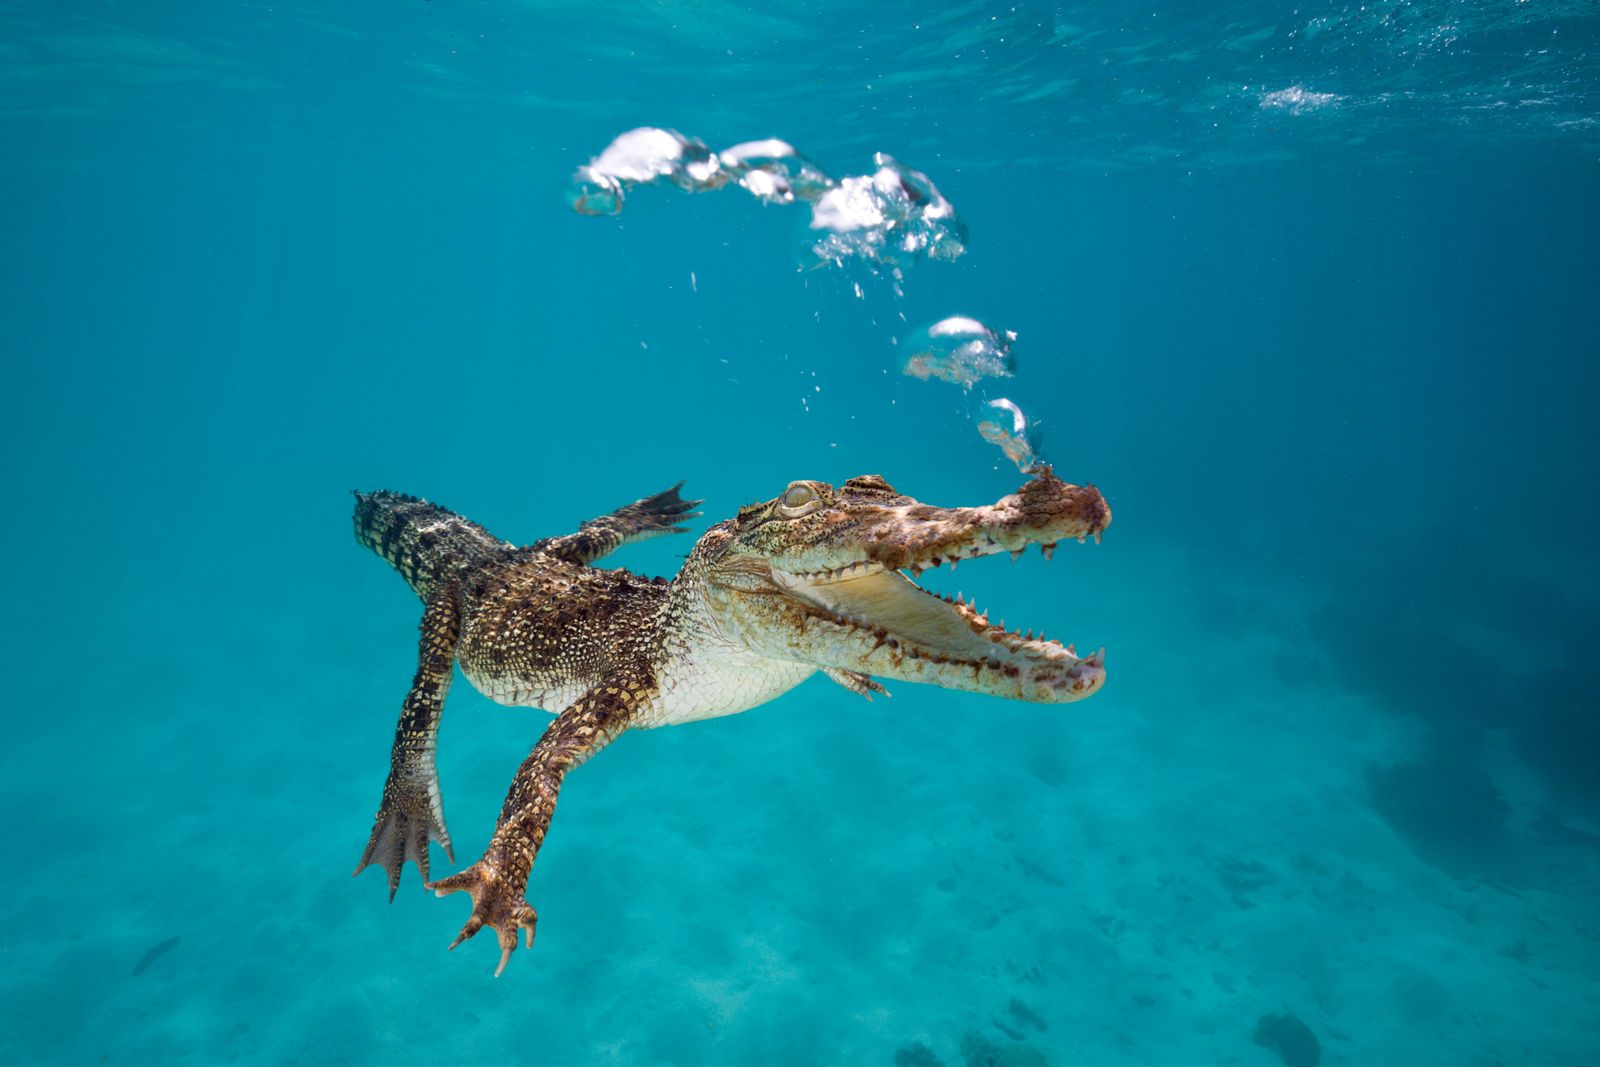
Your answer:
[536,483,702,566]
[354,585,460,899]
[431,668,652,975]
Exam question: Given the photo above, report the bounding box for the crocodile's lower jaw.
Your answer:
[772,557,1105,703]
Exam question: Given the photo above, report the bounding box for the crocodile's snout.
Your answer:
[1009,467,1111,542]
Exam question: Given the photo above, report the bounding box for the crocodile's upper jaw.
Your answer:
[693,468,1110,704]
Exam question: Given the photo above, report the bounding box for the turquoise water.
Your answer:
[4,1,1599,1063]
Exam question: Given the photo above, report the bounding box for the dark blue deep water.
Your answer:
[3,2,1598,1064]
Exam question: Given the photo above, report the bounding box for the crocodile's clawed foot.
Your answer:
[822,667,890,701]
[632,482,704,534]
[430,858,538,977]
[354,792,453,901]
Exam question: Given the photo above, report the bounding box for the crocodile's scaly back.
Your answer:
[353,491,511,600]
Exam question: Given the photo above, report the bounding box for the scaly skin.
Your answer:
[352,469,1110,974]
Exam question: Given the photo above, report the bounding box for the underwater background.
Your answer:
[3,1,1598,1064]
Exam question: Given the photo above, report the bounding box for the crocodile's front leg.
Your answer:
[431,668,651,975]
[354,585,459,898]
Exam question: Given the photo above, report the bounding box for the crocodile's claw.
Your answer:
[353,782,453,901]
[431,857,538,976]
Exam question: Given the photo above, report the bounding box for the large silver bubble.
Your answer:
[808,154,967,267]
[899,316,1017,389]
[567,127,724,216]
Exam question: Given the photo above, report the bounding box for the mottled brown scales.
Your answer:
[353,469,1111,974]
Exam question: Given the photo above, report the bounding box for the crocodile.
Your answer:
[352,468,1111,974]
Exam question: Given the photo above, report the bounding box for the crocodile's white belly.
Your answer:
[459,648,811,727]
[460,668,578,714]
[639,638,815,728]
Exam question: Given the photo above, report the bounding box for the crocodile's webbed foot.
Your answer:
[354,773,453,900]
[355,586,460,900]
[430,853,537,977]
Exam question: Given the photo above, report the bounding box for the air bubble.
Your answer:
[719,139,833,205]
[566,127,724,216]
[976,398,1043,473]
[808,154,967,267]
[567,168,625,217]
[900,316,1016,389]
[1258,86,1342,114]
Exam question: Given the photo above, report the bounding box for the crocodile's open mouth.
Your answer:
[772,543,1105,702]
[705,467,1111,704]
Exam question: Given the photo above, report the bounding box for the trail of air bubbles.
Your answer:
[568,128,966,269]
[566,128,1049,475]
[896,315,1045,473]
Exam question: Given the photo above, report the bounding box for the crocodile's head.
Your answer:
[690,468,1111,703]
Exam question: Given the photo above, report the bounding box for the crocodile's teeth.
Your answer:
[1041,543,1056,561]
[1011,549,1024,562]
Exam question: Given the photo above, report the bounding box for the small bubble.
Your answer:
[975,398,1043,473]
[1258,85,1341,114]
[567,166,624,216]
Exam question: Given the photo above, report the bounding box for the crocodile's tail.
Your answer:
[354,491,511,598]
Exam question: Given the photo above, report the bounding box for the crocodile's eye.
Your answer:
[776,482,824,518]
[783,484,817,509]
